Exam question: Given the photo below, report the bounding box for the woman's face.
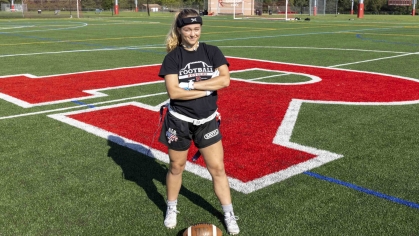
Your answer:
[178,23,201,48]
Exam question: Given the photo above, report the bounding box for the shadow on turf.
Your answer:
[107,135,224,227]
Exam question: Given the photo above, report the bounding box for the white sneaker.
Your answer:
[224,212,240,235]
[164,206,179,229]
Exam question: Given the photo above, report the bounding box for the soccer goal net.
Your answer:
[309,0,343,15]
[0,2,25,18]
[207,0,297,20]
[12,0,82,18]
[217,0,244,15]
[212,0,254,17]
[265,0,298,20]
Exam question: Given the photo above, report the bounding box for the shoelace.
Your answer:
[225,215,239,225]
[166,208,179,219]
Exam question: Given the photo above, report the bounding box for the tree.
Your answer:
[160,0,180,9]
[101,0,113,10]
[292,0,309,13]
[366,0,386,13]
[81,0,99,10]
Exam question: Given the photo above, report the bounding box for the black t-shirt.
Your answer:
[159,43,229,119]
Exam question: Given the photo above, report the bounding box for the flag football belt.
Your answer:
[167,104,218,126]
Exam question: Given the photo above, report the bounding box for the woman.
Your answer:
[158,9,240,235]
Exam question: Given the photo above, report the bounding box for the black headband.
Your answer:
[176,16,203,28]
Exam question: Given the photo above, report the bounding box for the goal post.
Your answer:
[233,0,244,19]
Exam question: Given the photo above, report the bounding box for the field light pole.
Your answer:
[69,0,72,18]
[357,0,364,18]
[413,0,416,16]
[114,0,119,15]
[335,0,338,16]
[323,0,326,15]
[21,0,25,17]
[76,0,79,18]
[233,0,235,18]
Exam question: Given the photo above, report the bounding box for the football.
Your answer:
[183,223,223,236]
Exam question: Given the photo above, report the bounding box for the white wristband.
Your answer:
[206,91,213,96]
[188,80,195,90]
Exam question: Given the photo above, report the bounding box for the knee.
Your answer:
[208,163,226,177]
[169,162,186,175]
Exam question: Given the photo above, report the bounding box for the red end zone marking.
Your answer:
[0,65,161,107]
[45,57,419,193]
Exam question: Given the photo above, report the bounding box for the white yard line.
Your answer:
[330,52,419,68]
[0,92,167,120]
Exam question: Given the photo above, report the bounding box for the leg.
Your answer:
[166,148,188,201]
[159,112,191,229]
[200,141,240,235]
[199,140,231,205]
[164,148,188,229]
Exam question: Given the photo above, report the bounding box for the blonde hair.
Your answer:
[165,9,200,53]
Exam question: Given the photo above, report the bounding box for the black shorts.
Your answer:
[159,112,222,151]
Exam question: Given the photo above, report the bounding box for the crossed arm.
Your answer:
[164,64,230,100]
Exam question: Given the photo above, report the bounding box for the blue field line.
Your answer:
[304,171,419,210]
[356,34,419,47]
[72,100,96,108]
